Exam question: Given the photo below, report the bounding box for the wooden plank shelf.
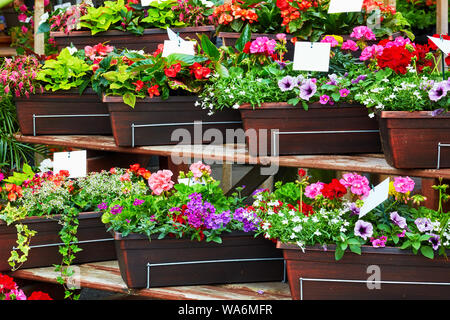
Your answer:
[14,134,450,180]
[9,260,292,300]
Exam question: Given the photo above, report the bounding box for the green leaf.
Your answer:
[335,245,345,261]
[235,24,251,52]
[349,244,361,255]
[123,92,136,108]
[200,34,220,61]
[420,246,434,259]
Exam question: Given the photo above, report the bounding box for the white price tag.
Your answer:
[162,40,196,57]
[428,36,450,55]
[359,178,390,218]
[293,42,331,72]
[54,2,72,11]
[53,150,87,178]
[140,0,153,6]
[328,0,364,13]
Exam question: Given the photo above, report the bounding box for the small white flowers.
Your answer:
[293,225,302,233]
[39,159,53,172]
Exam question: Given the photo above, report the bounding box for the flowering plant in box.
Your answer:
[92,35,222,107]
[100,162,255,243]
[251,170,449,260]
[0,163,149,299]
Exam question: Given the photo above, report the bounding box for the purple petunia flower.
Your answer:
[299,79,317,101]
[354,220,373,240]
[97,202,108,211]
[429,82,448,102]
[431,108,445,117]
[390,211,407,229]
[415,218,433,233]
[278,76,296,92]
[428,233,441,250]
[327,74,338,86]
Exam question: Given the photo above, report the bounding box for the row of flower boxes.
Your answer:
[14,90,450,169]
[2,213,448,299]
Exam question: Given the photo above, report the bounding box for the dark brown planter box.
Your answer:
[379,111,450,169]
[51,26,215,53]
[104,95,242,147]
[14,89,112,136]
[0,212,116,272]
[278,242,450,300]
[239,102,381,156]
[113,231,285,288]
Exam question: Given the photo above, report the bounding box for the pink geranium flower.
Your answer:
[360,44,384,61]
[320,36,339,48]
[339,172,371,198]
[341,40,359,51]
[393,176,415,194]
[148,170,174,195]
[350,26,376,41]
[305,182,325,199]
[189,161,212,179]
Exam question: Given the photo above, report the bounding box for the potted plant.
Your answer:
[99,162,285,288]
[250,169,449,300]
[0,272,53,300]
[95,37,242,147]
[354,34,450,169]
[8,46,113,136]
[42,0,216,53]
[214,0,412,59]
[199,33,381,156]
[0,162,150,299]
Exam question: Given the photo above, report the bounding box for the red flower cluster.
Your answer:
[213,1,258,26]
[287,202,314,217]
[164,63,182,78]
[376,45,416,74]
[127,163,151,180]
[131,80,160,98]
[276,0,317,31]
[321,179,347,200]
[189,62,211,80]
[27,291,53,300]
[0,274,17,293]
[125,0,139,11]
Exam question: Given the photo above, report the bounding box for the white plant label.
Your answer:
[54,2,72,11]
[328,0,364,13]
[293,42,331,72]
[427,36,450,55]
[53,150,87,178]
[162,40,196,57]
[140,0,153,6]
[359,178,390,218]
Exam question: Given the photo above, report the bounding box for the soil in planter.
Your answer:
[0,212,116,272]
[114,232,285,288]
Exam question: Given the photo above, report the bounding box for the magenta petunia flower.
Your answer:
[339,88,350,98]
[133,198,145,206]
[319,95,331,105]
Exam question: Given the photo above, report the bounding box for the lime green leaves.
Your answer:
[36,48,92,92]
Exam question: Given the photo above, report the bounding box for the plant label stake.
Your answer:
[359,178,390,218]
[53,150,87,178]
[328,0,363,14]
[293,42,331,72]
[163,28,196,57]
[427,35,450,80]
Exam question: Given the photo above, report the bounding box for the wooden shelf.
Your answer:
[14,133,450,179]
[9,260,291,300]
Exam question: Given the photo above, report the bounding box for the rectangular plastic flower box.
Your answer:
[103,95,242,147]
[14,89,112,136]
[113,231,285,288]
[51,26,215,53]
[239,102,381,156]
[0,212,116,272]
[379,111,450,169]
[278,242,450,300]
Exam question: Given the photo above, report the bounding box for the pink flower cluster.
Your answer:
[339,173,371,198]
[0,56,43,98]
[371,236,387,248]
[305,182,325,199]
[360,36,415,61]
[393,176,415,194]
[341,40,359,51]
[148,170,174,195]
[360,44,384,61]
[350,26,376,41]
[189,161,212,179]
[320,36,339,48]
[84,43,114,61]
[249,37,277,55]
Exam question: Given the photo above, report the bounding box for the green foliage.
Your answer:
[36,48,92,92]
[141,0,186,28]
[79,0,127,35]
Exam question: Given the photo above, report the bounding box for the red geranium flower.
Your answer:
[376,45,415,74]
[321,179,347,200]
[243,41,252,54]
[28,291,53,300]
[0,274,17,293]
